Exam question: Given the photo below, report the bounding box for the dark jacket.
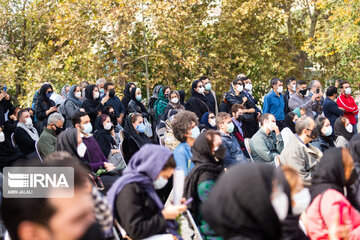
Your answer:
[0,133,26,171]
[13,127,36,155]
[115,183,168,239]
[0,98,14,128]
[323,97,345,128]
[220,132,248,167]
[94,118,117,158]
[82,85,104,129]
[311,135,335,153]
[104,96,125,119]
[185,81,210,120]
[283,90,292,114]
[34,84,55,132]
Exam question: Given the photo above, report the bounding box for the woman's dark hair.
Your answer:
[326,86,338,97]
[287,112,297,121]
[130,113,142,123]
[162,155,176,170]
[205,129,221,151]
[315,116,328,129]
[232,78,243,86]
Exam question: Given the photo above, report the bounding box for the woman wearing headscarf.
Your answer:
[283,112,298,133]
[61,85,70,98]
[199,112,217,132]
[94,114,126,169]
[201,163,288,240]
[81,85,109,129]
[154,86,170,122]
[121,82,136,114]
[165,90,185,112]
[186,80,210,120]
[127,87,148,119]
[178,90,186,107]
[107,144,187,240]
[306,148,360,239]
[184,130,225,239]
[122,113,152,163]
[311,116,335,153]
[334,116,355,147]
[63,85,83,129]
[34,83,57,133]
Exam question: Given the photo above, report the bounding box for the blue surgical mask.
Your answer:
[205,83,212,91]
[136,94,142,101]
[99,89,104,93]
[153,176,168,189]
[82,123,93,134]
[136,123,145,133]
[46,91,53,99]
[190,126,200,139]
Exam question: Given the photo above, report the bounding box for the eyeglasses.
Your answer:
[307,128,315,132]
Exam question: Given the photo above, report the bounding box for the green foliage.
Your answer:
[0,0,359,107]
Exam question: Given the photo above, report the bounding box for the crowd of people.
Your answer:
[0,75,359,240]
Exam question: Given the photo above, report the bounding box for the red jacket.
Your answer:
[337,93,359,125]
[306,189,360,240]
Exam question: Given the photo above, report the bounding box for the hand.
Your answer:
[339,107,345,111]
[9,114,17,121]
[328,212,349,240]
[117,117,123,125]
[111,149,120,154]
[274,125,280,135]
[0,92,5,101]
[104,162,115,171]
[161,204,187,220]
[242,96,248,103]
[4,93,10,101]
[51,106,58,112]
[311,94,318,102]
[101,94,110,105]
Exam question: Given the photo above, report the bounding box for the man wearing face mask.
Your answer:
[216,112,247,167]
[263,77,286,130]
[280,116,323,186]
[249,113,284,165]
[289,80,321,117]
[96,78,106,98]
[230,104,252,158]
[103,82,125,126]
[14,109,40,159]
[72,111,115,172]
[199,76,218,114]
[37,113,65,158]
[337,80,359,134]
[284,77,297,114]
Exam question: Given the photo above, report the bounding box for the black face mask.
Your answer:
[308,126,320,140]
[54,125,64,135]
[214,145,226,163]
[299,89,307,96]
[109,111,116,118]
[347,169,359,186]
[237,115,246,122]
[109,89,115,98]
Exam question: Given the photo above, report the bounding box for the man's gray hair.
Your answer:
[96,78,106,86]
[295,116,315,135]
[310,80,320,89]
[48,113,65,125]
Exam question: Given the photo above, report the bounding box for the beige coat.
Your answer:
[280,133,323,186]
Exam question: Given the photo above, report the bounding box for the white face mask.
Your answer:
[345,87,352,95]
[82,123,93,134]
[322,126,333,136]
[271,190,289,221]
[94,92,100,99]
[292,84,297,92]
[171,98,179,104]
[245,83,252,91]
[277,86,283,93]
[77,142,87,158]
[104,122,112,130]
[237,85,243,92]
[191,126,200,139]
[75,91,82,99]
[346,124,353,133]
[25,117,33,127]
[153,176,168,189]
[292,188,311,215]
[198,87,205,94]
[0,131,5,143]
[209,118,216,127]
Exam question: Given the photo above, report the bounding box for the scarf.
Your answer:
[334,117,354,141]
[17,122,39,141]
[67,85,83,106]
[167,91,184,110]
[154,87,169,121]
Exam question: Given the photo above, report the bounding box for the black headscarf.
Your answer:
[123,82,136,99]
[38,83,54,104]
[93,115,116,157]
[310,148,347,201]
[130,87,147,113]
[123,113,151,147]
[184,131,225,220]
[284,112,296,133]
[84,85,99,104]
[178,90,186,106]
[201,163,282,240]
[334,117,354,141]
[190,80,207,102]
[102,106,117,126]
[56,128,81,160]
